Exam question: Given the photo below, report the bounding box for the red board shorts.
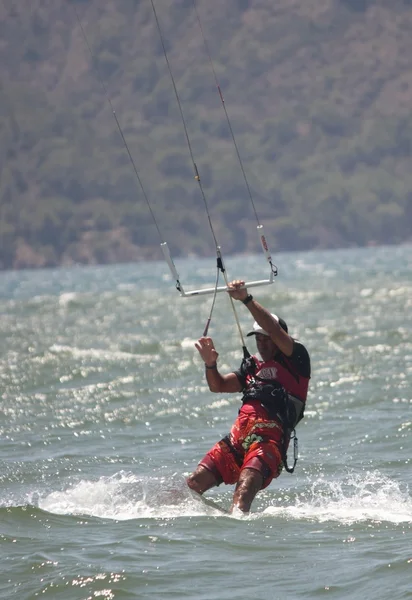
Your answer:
[199,401,285,489]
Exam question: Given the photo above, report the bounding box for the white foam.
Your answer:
[38,472,227,520]
[58,292,78,307]
[263,471,412,524]
[37,470,412,524]
[49,344,148,363]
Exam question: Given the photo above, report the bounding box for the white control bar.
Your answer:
[161,224,276,297]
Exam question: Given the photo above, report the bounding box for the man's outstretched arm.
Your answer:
[195,336,242,393]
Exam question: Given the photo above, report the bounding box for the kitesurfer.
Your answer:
[187,279,311,513]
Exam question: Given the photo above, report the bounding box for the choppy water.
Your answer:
[1,246,411,600]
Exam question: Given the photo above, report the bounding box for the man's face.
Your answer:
[254,333,278,361]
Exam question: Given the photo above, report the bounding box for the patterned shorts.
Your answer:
[199,401,284,489]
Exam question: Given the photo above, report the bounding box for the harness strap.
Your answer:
[283,429,298,473]
[221,435,244,467]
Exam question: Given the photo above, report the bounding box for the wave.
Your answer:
[262,470,412,524]
[4,469,410,524]
[37,472,228,520]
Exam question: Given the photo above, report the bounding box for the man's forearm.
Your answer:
[205,364,224,392]
[244,297,280,333]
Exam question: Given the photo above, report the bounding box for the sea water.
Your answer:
[1,246,411,599]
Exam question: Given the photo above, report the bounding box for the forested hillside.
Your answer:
[1,0,412,269]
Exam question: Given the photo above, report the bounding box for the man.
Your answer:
[187,279,311,514]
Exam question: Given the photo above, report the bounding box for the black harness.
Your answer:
[240,356,305,474]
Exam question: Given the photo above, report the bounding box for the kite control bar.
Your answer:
[161,225,277,297]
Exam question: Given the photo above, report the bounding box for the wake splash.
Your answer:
[38,472,227,520]
[35,470,411,524]
[263,470,412,524]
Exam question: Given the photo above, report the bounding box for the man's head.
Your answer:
[246,314,288,361]
[246,314,288,337]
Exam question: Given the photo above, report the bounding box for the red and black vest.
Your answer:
[247,355,309,403]
[239,352,310,430]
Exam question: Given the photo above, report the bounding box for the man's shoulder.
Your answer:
[292,339,310,356]
[288,339,311,377]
